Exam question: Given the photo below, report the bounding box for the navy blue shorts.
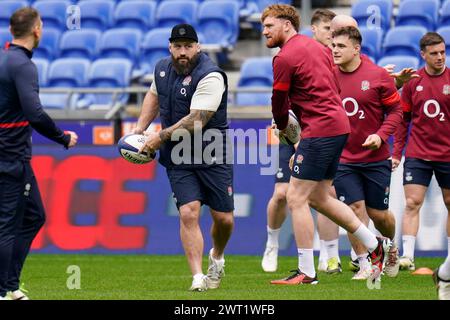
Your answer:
[334,160,392,210]
[291,134,348,181]
[166,164,234,213]
[275,144,295,183]
[403,158,450,189]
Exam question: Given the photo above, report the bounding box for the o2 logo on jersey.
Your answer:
[180,88,187,97]
[423,99,445,122]
[342,97,365,119]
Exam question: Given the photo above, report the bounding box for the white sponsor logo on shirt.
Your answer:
[416,85,423,92]
[361,80,370,91]
[443,84,450,95]
[160,71,166,78]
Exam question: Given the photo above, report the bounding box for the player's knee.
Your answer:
[215,213,234,230]
[272,186,288,203]
[286,189,307,211]
[370,210,388,227]
[405,196,423,213]
[349,202,365,219]
[179,204,200,225]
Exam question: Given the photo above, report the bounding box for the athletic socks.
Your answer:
[297,248,315,278]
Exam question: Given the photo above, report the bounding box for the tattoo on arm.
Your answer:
[159,110,215,143]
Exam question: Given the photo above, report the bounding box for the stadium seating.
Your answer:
[251,0,291,12]
[235,57,273,106]
[77,58,132,109]
[98,28,142,66]
[351,0,393,32]
[40,58,90,109]
[437,26,450,52]
[33,28,61,60]
[360,27,383,61]
[139,28,171,75]
[31,58,49,87]
[0,1,29,27]
[59,29,101,60]
[33,0,72,31]
[0,29,12,48]
[156,0,198,28]
[114,1,157,32]
[382,26,428,59]
[377,56,420,73]
[396,0,439,30]
[440,0,450,27]
[197,0,240,49]
[78,0,115,31]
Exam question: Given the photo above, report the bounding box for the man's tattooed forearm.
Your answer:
[159,110,215,142]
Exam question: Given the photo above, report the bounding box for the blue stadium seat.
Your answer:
[377,56,420,74]
[440,0,450,27]
[98,28,142,65]
[359,27,383,61]
[252,0,291,12]
[139,28,171,75]
[78,0,115,31]
[0,29,12,48]
[33,28,61,60]
[156,1,198,28]
[437,26,450,53]
[31,58,49,87]
[396,0,439,30]
[59,30,101,60]
[114,1,157,32]
[351,0,392,32]
[197,0,240,48]
[33,0,72,31]
[236,57,273,106]
[77,58,132,109]
[0,1,29,27]
[204,0,256,19]
[382,26,428,59]
[41,58,90,109]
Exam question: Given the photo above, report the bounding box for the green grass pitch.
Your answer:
[21,254,441,300]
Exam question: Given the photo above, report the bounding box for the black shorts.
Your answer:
[403,158,450,189]
[275,144,295,183]
[166,164,234,213]
[291,134,348,181]
[334,160,392,210]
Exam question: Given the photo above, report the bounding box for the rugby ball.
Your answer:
[118,134,156,164]
[273,110,301,145]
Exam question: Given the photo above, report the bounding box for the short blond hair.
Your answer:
[261,4,300,32]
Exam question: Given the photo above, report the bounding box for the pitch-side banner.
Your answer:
[29,123,447,256]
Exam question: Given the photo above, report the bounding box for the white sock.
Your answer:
[350,247,358,261]
[439,256,450,280]
[266,226,281,248]
[210,248,224,262]
[193,273,205,282]
[352,224,378,252]
[402,235,416,259]
[319,240,328,263]
[357,253,370,271]
[297,248,315,278]
[324,239,340,261]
